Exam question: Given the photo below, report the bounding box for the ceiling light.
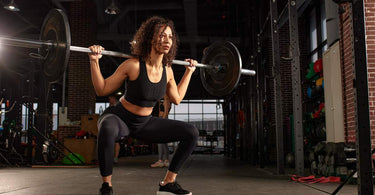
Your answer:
[105,0,120,15]
[4,0,20,12]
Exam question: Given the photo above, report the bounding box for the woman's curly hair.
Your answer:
[131,16,179,66]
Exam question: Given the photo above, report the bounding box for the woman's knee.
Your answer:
[98,119,117,139]
[99,114,129,139]
[186,124,199,141]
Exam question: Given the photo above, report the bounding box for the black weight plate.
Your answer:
[200,41,242,96]
[39,9,71,83]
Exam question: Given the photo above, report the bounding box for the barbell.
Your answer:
[0,9,256,96]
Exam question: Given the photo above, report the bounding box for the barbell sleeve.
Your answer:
[241,69,256,76]
[0,36,53,49]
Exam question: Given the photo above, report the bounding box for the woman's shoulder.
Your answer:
[165,64,173,73]
[124,58,140,66]
[165,65,174,80]
[119,58,140,70]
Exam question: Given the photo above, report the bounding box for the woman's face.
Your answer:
[154,25,173,55]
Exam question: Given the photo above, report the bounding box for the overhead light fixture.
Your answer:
[4,0,20,12]
[105,0,120,15]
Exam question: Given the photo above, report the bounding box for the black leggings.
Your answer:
[97,103,199,177]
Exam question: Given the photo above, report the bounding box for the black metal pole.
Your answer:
[288,0,304,176]
[270,0,285,174]
[351,0,374,194]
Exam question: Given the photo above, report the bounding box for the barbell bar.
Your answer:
[0,37,255,75]
[0,9,256,96]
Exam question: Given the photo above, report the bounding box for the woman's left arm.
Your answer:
[166,59,196,105]
[162,95,171,119]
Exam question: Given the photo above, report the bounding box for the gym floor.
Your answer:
[0,155,361,195]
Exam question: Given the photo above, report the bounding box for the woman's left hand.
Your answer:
[184,59,197,72]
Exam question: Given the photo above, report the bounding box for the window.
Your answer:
[168,99,224,132]
[21,103,38,131]
[174,103,189,114]
[321,2,327,51]
[52,103,58,130]
[309,1,327,62]
[95,103,110,114]
[189,103,202,113]
[310,8,318,62]
[19,103,58,131]
[0,103,4,126]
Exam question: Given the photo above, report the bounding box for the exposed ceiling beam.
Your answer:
[109,2,183,30]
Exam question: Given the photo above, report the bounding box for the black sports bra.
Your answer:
[124,60,166,107]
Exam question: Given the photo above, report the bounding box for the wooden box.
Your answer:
[81,114,100,136]
[63,138,97,164]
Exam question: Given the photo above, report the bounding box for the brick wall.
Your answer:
[263,21,299,161]
[365,0,375,147]
[340,1,375,147]
[264,36,276,162]
[280,24,293,129]
[340,3,356,143]
[57,125,81,142]
[279,23,293,153]
[66,0,97,121]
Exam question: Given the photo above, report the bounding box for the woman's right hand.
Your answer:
[88,45,104,61]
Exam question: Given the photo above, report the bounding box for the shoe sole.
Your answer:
[156,191,192,195]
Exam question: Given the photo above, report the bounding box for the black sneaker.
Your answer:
[99,182,113,195]
[157,181,192,195]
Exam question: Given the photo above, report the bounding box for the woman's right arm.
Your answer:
[89,45,132,96]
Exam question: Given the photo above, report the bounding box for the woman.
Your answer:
[89,16,198,195]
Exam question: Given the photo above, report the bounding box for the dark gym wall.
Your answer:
[66,0,97,121]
